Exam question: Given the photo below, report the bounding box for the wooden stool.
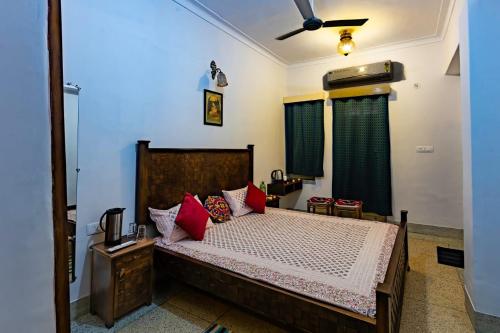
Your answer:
[334,199,363,219]
[307,197,335,216]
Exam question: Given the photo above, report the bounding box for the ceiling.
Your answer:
[194,0,453,64]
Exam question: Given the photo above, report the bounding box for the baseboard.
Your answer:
[464,287,500,332]
[464,286,476,327]
[70,296,90,320]
[407,222,463,240]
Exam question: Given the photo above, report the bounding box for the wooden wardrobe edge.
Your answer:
[48,0,70,331]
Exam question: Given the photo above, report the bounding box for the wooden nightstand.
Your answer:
[90,238,154,328]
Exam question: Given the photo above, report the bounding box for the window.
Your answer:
[332,95,392,216]
[285,100,325,178]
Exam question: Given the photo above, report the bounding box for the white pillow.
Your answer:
[149,195,213,245]
[222,187,253,217]
[149,204,188,245]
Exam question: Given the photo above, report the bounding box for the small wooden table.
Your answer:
[266,195,280,208]
[307,197,335,216]
[267,178,303,196]
[90,238,154,328]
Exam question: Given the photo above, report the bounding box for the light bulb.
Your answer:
[337,31,355,56]
[338,38,355,56]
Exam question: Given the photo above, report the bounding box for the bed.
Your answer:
[135,140,408,333]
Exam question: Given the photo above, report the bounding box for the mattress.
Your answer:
[157,208,398,317]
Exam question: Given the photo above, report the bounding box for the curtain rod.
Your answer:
[328,84,391,99]
[283,92,326,104]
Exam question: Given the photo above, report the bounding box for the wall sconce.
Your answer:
[210,60,228,87]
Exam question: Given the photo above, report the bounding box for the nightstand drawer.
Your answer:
[115,247,150,269]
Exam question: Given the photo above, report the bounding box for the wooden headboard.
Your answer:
[135,140,254,225]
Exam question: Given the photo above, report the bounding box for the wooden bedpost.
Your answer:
[135,140,150,225]
[376,292,390,333]
[401,210,408,223]
[376,210,409,333]
[247,144,254,182]
[401,210,409,271]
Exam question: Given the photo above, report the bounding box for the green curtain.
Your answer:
[285,100,324,177]
[332,95,392,216]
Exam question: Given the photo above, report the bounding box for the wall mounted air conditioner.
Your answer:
[323,60,394,89]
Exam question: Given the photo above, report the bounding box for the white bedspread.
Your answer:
[158,208,398,317]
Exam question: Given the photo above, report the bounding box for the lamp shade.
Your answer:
[217,71,228,87]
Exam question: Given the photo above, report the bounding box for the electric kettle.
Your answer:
[271,169,284,183]
[100,208,125,246]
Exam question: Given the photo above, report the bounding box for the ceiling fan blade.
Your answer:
[275,27,307,40]
[322,18,369,28]
[293,0,315,19]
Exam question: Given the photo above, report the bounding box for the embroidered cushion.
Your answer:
[149,195,213,244]
[307,196,335,204]
[223,187,253,217]
[335,199,362,208]
[204,196,231,223]
[175,193,211,241]
[245,181,266,214]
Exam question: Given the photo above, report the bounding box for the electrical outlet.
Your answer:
[416,145,434,153]
[86,222,103,236]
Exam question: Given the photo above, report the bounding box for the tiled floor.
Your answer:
[401,233,473,332]
[72,232,473,333]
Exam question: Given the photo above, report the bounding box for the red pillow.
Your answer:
[175,193,210,241]
[245,181,266,214]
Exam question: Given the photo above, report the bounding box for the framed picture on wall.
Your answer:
[204,89,223,127]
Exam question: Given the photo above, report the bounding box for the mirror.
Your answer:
[64,83,80,283]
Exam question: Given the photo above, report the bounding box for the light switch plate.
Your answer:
[416,145,434,153]
[86,222,103,236]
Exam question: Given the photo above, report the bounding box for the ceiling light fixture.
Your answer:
[337,30,355,56]
[210,60,228,87]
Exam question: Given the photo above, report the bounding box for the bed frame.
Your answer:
[135,140,408,333]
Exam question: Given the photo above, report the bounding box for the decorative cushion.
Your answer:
[222,187,253,217]
[307,196,335,204]
[204,196,231,223]
[149,195,213,244]
[149,205,189,245]
[175,193,211,241]
[335,199,362,208]
[245,181,266,214]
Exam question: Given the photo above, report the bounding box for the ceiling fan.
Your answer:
[276,0,368,41]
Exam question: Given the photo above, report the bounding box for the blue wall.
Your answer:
[466,0,500,317]
[0,1,56,331]
[62,0,286,301]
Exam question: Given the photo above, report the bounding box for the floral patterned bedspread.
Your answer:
[158,208,398,317]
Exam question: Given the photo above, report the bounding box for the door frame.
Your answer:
[48,0,71,331]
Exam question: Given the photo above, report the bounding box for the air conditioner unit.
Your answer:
[323,60,394,89]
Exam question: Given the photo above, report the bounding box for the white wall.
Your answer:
[443,0,466,74]
[463,0,500,318]
[459,0,475,314]
[62,0,286,302]
[285,40,462,229]
[0,1,56,332]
